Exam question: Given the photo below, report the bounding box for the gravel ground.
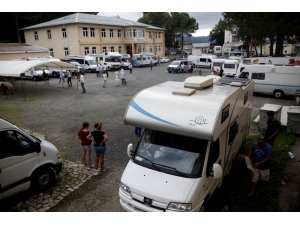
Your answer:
[1,63,298,212]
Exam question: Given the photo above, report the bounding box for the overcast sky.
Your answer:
[97,12,223,37]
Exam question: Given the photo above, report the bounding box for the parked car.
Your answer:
[24,67,50,81]
[167,60,192,73]
[0,117,62,200]
[159,57,170,63]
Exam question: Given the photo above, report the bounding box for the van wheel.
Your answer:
[274,91,284,99]
[88,69,92,73]
[31,167,56,192]
[32,76,37,81]
[168,71,171,73]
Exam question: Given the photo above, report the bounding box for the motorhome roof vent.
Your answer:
[184,76,213,90]
[230,82,242,87]
[205,75,222,85]
[172,88,196,96]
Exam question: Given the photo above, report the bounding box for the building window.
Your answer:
[158,32,161,38]
[133,29,136,37]
[150,45,152,52]
[133,29,144,38]
[118,30,121,38]
[110,29,114,38]
[124,29,132,38]
[85,47,89,55]
[64,48,69,56]
[111,46,114,52]
[103,47,107,53]
[62,28,67,38]
[34,31,38,40]
[47,30,51,39]
[49,48,54,57]
[138,46,141,53]
[118,46,122,53]
[90,28,95,37]
[159,45,161,52]
[102,29,106,38]
[92,47,96,53]
[149,31,152,39]
[156,45,158,52]
[155,32,158,39]
[83,28,88,37]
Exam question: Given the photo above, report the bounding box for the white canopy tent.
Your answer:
[0,60,77,77]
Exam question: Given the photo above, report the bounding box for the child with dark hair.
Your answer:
[77,122,92,168]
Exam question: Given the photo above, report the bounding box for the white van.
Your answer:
[211,59,240,77]
[66,55,97,73]
[119,76,254,212]
[0,118,62,200]
[132,52,157,67]
[237,64,300,99]
[188,55,217,68]
[89,52,122,71]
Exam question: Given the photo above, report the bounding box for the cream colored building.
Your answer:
[21,13,166,59]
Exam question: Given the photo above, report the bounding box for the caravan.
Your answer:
[66,55,97,73]
[89,52,121,71]
[119,76,254,212]
[237,64,300,99]
[132,52,157,67]
[188,54,217,68]
[211,59,240,77]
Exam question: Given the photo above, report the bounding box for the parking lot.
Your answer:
[0,62,294,211]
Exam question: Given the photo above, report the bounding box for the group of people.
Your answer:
[210,67,224,77]
[96,64,109,78]
[77,122,108,171]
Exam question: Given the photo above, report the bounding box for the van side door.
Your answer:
[0,130,40,199]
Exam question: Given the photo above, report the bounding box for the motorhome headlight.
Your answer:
[167,202,192,212]
[120,183,132,197]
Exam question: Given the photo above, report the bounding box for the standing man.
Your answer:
[120,69,127,85]
[99,64,103,77]
[248,137,273,196]
[67,70,72,87]
[96,63,100,78]
[79,73,86,93]
[150,61,153,70]
[219,67,224,77]
[128,63,133,74]
[264,111,281,147]
[102,64,106,78]
[59,70,65,83]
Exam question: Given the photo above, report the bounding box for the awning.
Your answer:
[0,60,77,77]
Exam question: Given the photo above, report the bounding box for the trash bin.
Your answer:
[287,106,300,134]
[259,103,282,131]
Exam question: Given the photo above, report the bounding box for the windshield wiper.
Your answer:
[135,155,160,171]
[153,163,187,177]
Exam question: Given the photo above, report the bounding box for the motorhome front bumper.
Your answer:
[54,161,62,175]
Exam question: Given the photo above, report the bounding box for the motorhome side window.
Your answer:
[200,58,206,62]
[206,139,220,177]
[252,73,265,80]
[224,64,235,69]
[133,130,207,178]
[229,119,238,144]
[0,130,33,159]
[221,104,230,123]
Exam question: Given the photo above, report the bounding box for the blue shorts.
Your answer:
[94,145,106,154]
[81,145,91,151]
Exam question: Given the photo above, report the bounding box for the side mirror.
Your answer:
[127,143,133,158]
[213,164,222,179]
[35,142,41,153]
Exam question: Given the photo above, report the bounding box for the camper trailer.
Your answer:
[132,52,157,67]
[237,64,300,99]
[188,54,218,68]
[120,54,131,69]
[119,76,254,212]
[66,55,97,73]
[211,59,240,77]
[89,52,121,71]
[213,46,222,54]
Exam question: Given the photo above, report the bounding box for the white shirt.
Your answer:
[103,73,107,80]
[67,71,71,78]
[80,74,84,83]
[102,65,106,71]
[120,70,125,79]
[60,70,64,78]
[96,65,100,71]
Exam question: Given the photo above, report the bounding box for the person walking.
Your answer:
[248,137,273,196]
[189,63,193,74]
[105,64,109,77]
[59,70,65,83]
[96,64,100,78]
[115,70,120,86]
[42,70,47,85]
[128,63,133,74]
[102,64,106,78]
[181,63,185,73]
[219,67,224,77]
[120,68,127,85]
[150,61,153,70]
[103,72,107,88]
[87,122,108,171]
[77,122,92,169]
[79,73,86,93]
[199,70,202,76]
[210,66,215,75]
[67,70,72,87]
[264,111,281,147]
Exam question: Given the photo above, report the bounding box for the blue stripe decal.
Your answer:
[255,83,300,88]
[131,101,180,127]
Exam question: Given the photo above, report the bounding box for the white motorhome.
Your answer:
[132,52,157,67]
[188,54,218,68]
[242,57,300,65]
[89,52,121,71]
[119,76,254,212]
[120,54,131,70]
[66,55,97,73]
[211,59,240,77]
[213,46,222,54]
[0,117,62,200]
[237,64,300,99]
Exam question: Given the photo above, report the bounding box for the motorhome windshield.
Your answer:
[120,59,128,62]
[105,58,121,62]
[87,60,97,65]
[132,130,207,178]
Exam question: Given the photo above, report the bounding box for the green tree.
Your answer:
[209,19,227,45]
